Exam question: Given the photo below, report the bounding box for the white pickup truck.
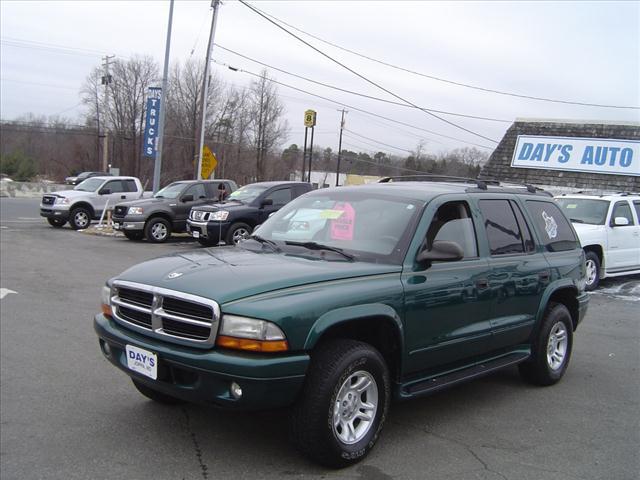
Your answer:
[555,192,640,290]
[40,176,151,230]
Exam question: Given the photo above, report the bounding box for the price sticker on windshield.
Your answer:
[320,209,344,219]
[330,202,355,241]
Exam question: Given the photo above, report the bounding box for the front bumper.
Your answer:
[40,205,70,221]
[112,216,146,231]
[94,314,309,410]
[187,219,230,242]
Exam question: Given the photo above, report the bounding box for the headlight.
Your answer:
[55,197,70,205]
[128,207,143,215]
[210,210,229,221]
[101,285,113,317]
[216,314,288,352]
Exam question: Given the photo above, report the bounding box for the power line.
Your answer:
[343,129,413,154]
[215,44,511,123]
[339,145,431,175]
[0,36,127,59]
[214,60,494,150]
[238,0,499,144]
[248,4,640,110]
[0,78,79,91]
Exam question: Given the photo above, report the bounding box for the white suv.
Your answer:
[555,192,640,290]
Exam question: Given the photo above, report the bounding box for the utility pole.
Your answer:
[335,108,347,186]
[196,0,221,180]
[101,55,115,172]
[153,0,175,193]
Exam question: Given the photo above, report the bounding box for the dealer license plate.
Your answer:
[125,344,157,380]
[113,222,121,230]
[192,230,200,238]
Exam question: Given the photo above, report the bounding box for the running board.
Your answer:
[400,351,530,398]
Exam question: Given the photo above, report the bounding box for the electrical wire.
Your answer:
[343,129,413,153]
[248,4,640,110]
[238,0,499,144]
[214,44,510,123]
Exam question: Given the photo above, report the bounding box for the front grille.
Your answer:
[114,206,128,217]
[42,195,55,205]
[110,281,220,347]
[191,210,209,222]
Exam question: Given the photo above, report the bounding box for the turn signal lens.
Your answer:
[216,335,289,353]
[101,285,113,318]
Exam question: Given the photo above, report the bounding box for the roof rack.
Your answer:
[378,174,500,190]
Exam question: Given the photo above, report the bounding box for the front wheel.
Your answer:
[145,217,171,243]
[131,379,185,405]
[289,339,390,468]
[69,207,91,230]
[225,222,252,245]
[584,251,601,290]
[519,302,573,386]
[47,218,66,228]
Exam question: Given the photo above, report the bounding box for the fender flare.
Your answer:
[535,278,579,327]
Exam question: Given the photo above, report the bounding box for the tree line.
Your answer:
[0,56,488,184]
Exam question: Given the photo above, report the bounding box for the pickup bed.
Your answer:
[40,176,150,229]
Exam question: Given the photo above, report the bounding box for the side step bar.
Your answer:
[400,351,530,398]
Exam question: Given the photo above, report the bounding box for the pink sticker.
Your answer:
[330,202,355,241]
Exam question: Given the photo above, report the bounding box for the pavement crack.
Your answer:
[182,407,209,480]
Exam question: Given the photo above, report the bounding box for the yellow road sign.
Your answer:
[201,145,218,179]
[304,109,317,127]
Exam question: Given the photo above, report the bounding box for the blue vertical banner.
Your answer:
[142,87,162,158]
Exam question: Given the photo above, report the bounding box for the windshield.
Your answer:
[227,184,269,203]
[555,198,610,225]
[248,190,424,263]
[74,178,104,192]
[155,182,187,199]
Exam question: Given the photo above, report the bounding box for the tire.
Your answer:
[225,222,252,245]
[519,302,573,386]
[47,218,66,228]
[145,217,171,243]
[584,251,601,291]
[69,207,91,230]
[131,379,185,405]
[197,237,218,247]
[289,339,391,468]
[124,231,144,241]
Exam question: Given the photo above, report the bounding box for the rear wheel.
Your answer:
[289,339,390,468]
[145,217,171,243]
[519,302,573,386]
[69,207,91,230]
[584,251,600,290]
[47,218,66,228]
[124,231,144,241]
[225,222,252,245]
[131,379,185,405]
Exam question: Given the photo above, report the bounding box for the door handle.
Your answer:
[476,278,489,289]
[120,195,126,199]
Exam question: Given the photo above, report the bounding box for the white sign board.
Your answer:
[511,135,640,176]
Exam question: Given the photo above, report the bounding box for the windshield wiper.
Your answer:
[284,241,355,261]
[569,218,585,223]
[249,234,281,252]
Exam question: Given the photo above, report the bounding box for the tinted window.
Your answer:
[266,188,292,206]
[104,180,126,193]
[511,201,535,252]
[525,201,579,252]
[612,201,634,226]
[183,183,207,200]
[634,201,640,222]
[478,200,525,255]
[124,180,137,192]
[426,201,478,258]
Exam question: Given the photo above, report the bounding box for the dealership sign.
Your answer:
[511,135,639,176]
[142,87,162,158]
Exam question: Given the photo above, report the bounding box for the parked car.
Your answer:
[40,176,149,229]
[555,192,640,289]
[95,177,588,467]
[112,179,237,243]
[187,181,312,246]
[65,171,112,185]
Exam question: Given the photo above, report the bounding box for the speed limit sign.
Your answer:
[304,109,317,127]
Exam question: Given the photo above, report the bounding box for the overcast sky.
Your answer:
[1,0,639,157]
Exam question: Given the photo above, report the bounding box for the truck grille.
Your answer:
[42,195,56,205]
[114,205,128,217]
[110,281,220,347]
[190,210,209,222]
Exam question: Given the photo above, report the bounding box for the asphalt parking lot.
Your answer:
[1,197,639,480]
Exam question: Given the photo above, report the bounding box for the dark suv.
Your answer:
[94,178,589,467]
[187,181,312,246]
[112,179,237,242]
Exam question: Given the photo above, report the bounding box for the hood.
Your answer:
[46,189,96,199]
[114,247,401,305]
[193,200,246,212]
[571,222,605,244]
[116,197,168,208]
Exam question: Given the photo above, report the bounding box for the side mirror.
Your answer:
[261,198,273,207]
[612,216,630,227]
[416,240,464,266]
[99,188,111,195]
[181,194,194,203]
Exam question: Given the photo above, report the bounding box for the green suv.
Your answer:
[94,178,589,467]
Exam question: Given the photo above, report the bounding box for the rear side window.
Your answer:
[124,180,137,192]
[525,201,579,252]
[478,200,526,255]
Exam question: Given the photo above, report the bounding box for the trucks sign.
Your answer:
[142,87,162,158]
[511,135,640,176]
